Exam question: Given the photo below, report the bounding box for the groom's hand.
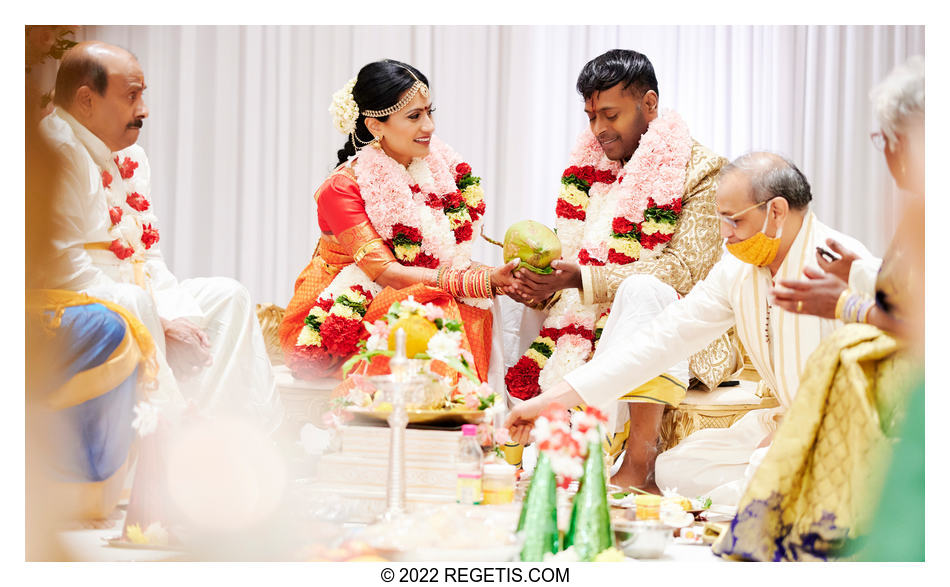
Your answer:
[509,259,582,305]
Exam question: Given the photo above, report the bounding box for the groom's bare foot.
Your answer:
[611,468,660,495]
[611,402,664,494]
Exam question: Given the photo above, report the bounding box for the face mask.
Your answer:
[725,200,783,266]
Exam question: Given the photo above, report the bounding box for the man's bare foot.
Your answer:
[611,469,660,495]
[611,403,665,494]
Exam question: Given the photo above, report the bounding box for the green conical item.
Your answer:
[563,440,614,561]
[516,452,560,561]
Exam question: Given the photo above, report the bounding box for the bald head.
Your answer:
[719,151,813,210]
[53,41,148,152]
[53,42,136,109]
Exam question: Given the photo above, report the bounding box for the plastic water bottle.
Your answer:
[456,424,484,505]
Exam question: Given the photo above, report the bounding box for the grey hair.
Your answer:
[870,56,924,146]
[719,152,813,210]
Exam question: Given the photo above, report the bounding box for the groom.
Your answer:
[507,49,739,490]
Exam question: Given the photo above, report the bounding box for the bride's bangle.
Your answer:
[437,266,494,298]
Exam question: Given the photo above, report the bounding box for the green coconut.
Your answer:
[503,220,562,274]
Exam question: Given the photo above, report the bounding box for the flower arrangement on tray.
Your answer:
[337,297,497,413]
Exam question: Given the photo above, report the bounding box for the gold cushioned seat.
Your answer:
[660,346,776,451]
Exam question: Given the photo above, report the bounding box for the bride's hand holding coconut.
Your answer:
[490,258,523,296]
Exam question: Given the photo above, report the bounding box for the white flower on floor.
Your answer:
[131,400,160,437]
[144,522,169,545]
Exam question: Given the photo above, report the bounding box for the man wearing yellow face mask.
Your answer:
[506,151,879,505]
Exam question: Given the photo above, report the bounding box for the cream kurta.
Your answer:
[40,109,283,431]
[564,210,877,504]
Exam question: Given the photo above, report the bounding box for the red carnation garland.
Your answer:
[453,223,474,244]
[292,284,376,379]
[505,355,543,400]
[100,150,160,261]
[509,117,690,401]
[115,156,139,180]
[321,314,367,356]
[141,224,160,249]
[109,239,134,260]
[556,198,587,221]
[126,192,150,212]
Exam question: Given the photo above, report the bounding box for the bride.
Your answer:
[278,59,518,384]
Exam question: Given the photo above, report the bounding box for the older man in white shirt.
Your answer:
[507,151,878,505]
[39,41,283,431]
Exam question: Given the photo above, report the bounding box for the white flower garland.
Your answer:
[102,148,159,262]
[354,137,490,309]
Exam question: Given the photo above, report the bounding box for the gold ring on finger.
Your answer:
[796,300,803,312]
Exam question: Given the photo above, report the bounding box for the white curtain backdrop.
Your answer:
[75,25,924,306]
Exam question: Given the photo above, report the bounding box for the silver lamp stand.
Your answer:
[370,328,426,522]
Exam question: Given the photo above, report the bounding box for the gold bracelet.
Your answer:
[834,288,851,321]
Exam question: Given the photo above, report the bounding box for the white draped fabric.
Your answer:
[69,25,922,307]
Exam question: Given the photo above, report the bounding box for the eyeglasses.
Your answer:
[719,199,770,228]
[870,131,887,151]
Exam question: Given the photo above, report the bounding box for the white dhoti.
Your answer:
[85,277,284,433]
[487,299,509,403]
[654,408,776,505]
[595,274,689,435]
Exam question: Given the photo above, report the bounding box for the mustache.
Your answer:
[128,119,144,129]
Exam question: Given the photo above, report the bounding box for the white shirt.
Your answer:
[40,108,202,321]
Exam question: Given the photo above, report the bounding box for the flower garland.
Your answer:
[290,265,379,379]
[356,138,485,274]
[99,150,160,261]
[506,111,692,400]
[292,138,487,374]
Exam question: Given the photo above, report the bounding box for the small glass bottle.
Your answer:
[455,424,483,505]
